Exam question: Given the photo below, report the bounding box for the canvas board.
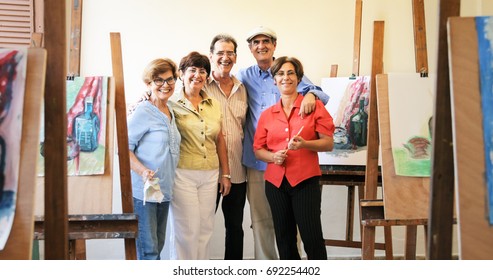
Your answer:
[37,76,108,176]
[319,76,371,165]
[448,16,493,259]
[387,73,434,177]
[0,48,28,250]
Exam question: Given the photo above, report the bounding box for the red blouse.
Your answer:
[253,94,335,187]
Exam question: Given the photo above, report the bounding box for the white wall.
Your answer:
[73,0,493,259]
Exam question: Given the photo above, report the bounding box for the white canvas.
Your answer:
[387,73,435,177]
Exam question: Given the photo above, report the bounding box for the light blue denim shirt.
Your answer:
[236,64,329,171]
[127,101,181,202]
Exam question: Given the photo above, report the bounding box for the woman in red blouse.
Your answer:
[253,56,335,260]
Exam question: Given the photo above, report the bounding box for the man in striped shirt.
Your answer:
[206,34,248,260]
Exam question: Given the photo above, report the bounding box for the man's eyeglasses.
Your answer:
[153,77,176,86]
[250,38,272,47]
[215,51,236,57]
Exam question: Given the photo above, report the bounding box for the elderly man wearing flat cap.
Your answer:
[237,26,330,260]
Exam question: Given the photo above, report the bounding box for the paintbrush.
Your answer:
[283,126,304,154]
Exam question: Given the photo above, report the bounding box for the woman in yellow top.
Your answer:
[169,51,231,260]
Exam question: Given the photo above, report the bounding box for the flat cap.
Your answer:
[246,26,277,42]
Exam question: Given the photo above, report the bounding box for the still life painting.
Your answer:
[37,76,108,176]
[319,76,370,165]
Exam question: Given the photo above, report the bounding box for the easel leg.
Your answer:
[68,240,76,260]
[384,226,393,260]
[124,238,137,260]
[74,240,87,260]
[405,225,418,260]
[362,225,376,260]
[423,225,428,259]
[357,185,364,238]
[68,240,87,260]
[346,185,356,241]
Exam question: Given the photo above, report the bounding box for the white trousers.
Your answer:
[170,168,218,260]
[246,168,278,259]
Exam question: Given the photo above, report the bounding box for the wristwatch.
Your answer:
[222,174,231,179]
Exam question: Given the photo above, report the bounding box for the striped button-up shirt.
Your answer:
[205,75,248,184]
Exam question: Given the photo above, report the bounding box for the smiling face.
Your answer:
[210,40,236,76]
[248,34,276,66]
[178,52,211,94]
[147,70,175,102]
[274,62,299,95]
[181,66,208,93]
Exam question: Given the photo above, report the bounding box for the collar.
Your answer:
[176,88,213,105]
[208,74,242,92]
[253,64,272,77]
[272,93,303,113]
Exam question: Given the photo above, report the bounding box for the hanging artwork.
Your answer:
[387,73,434,177]
[0,48,27,251]
[37,76,108,176]
[319,76,370,165]
[475,16,493,225]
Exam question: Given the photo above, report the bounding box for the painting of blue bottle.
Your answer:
[37,76,108,176]
[65,76,107,175]
[73,96,100,152]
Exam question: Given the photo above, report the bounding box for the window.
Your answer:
[0,0,43,47]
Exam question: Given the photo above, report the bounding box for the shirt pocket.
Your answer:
[233,101,248,121]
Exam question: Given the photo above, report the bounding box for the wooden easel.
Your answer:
[0,48,47,260]
[360,0,433,260]
[110,32,137,260]
[34,1,137,260]
[42,0,69,259]
[321,0,389,255]
[427,0,460,260]
[359,20,389,260]
[34,73,137,260]
[321,0,365,249]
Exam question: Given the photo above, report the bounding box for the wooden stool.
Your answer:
[360,199,428,260]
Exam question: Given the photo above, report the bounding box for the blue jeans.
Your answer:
[133,197,170,260]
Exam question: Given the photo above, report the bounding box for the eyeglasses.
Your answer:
[214,51,236,57]
[275,70,297,78]
[250,38,272,47]
[153,77,176,86]
[186,67,208,76]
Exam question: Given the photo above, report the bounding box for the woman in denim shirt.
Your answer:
[127,58,181,260]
